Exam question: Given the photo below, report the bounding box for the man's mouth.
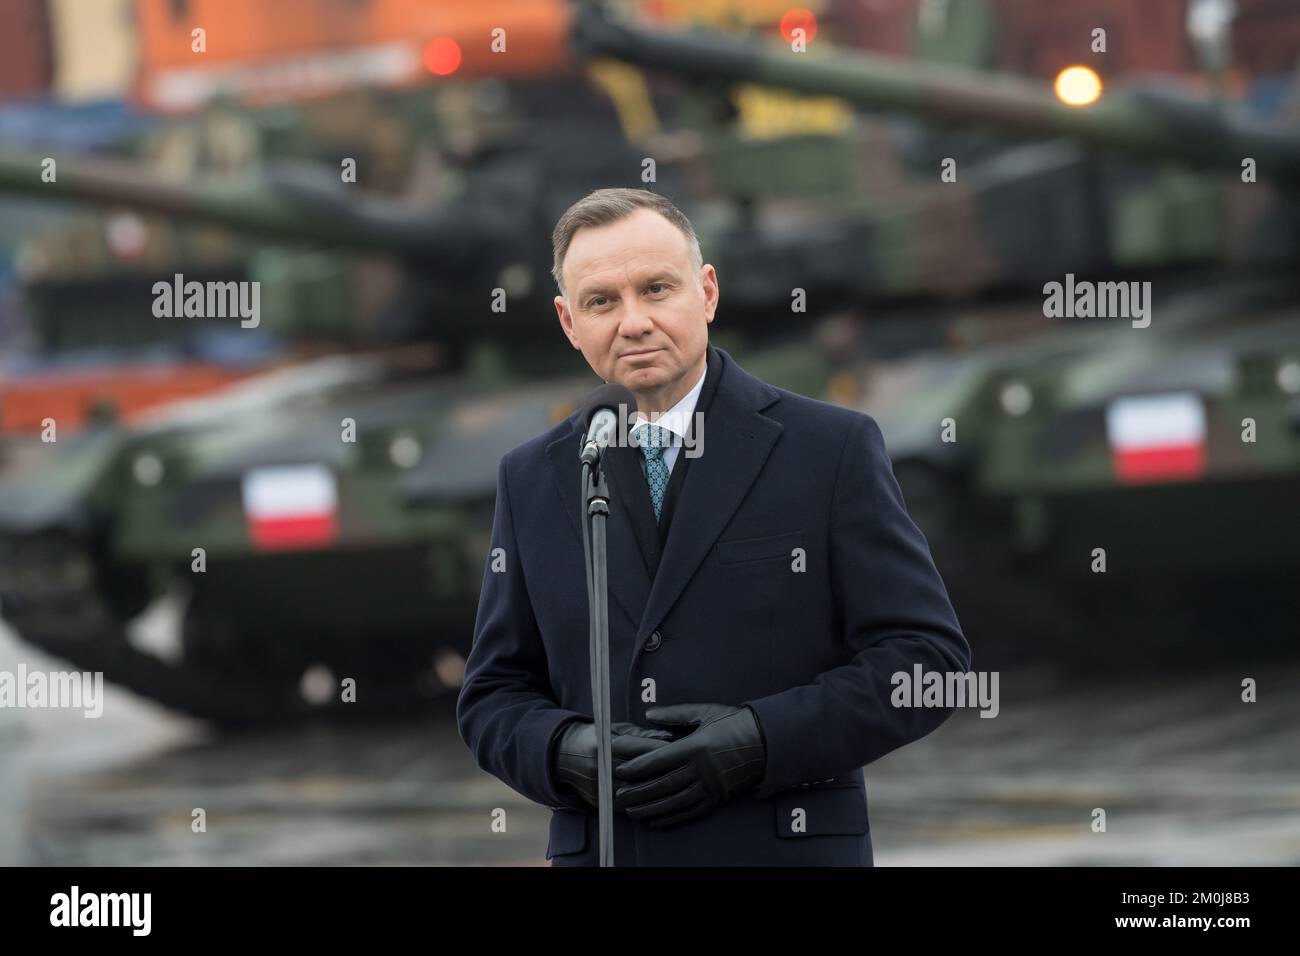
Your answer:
[622,348,661,359]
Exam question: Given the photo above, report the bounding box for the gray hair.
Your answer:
[551,187,703,297]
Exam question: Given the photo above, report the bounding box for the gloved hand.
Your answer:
[551,719,675,811]
[612,703,767,828]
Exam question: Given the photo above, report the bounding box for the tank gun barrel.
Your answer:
[574,5,1300,183]
[0,150,476,257]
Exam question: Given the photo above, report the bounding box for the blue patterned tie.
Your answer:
[640,423,672,522]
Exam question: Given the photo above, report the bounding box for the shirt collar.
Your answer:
[630,361,707,444]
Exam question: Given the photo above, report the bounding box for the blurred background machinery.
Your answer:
[0,0,1296,723]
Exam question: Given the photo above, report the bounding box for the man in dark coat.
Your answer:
[457,188,971,866]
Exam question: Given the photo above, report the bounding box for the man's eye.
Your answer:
[590,297,608,308]
[647,284,667,295]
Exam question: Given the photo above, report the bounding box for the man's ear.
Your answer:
[555,295,581,350]
[701,264,719,323]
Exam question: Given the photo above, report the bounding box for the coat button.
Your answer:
[643,630,662,651]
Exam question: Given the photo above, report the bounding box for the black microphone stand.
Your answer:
[580,448,614,867]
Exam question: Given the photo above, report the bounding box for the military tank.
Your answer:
[577,2,1300,667]
[853,277,1300,666]
[0,2,869,724]
[0,349,605,723]
[2,1,1298,721]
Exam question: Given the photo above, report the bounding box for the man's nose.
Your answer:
[617,304,655,337]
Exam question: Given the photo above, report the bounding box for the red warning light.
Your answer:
[779,8,818,44]
[423,37,462,76]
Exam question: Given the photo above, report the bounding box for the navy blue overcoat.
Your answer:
[457,345,970,865]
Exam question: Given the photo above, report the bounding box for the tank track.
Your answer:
[0,531,453,727]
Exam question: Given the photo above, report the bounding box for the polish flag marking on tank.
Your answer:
[1105,393,1207,484]
[241,464,338,550]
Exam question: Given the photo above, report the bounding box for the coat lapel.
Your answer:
[604,444,662,577]
[633,350,782,645]
[546,417,651,632]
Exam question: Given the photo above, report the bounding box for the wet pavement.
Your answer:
[2,621,1298,866]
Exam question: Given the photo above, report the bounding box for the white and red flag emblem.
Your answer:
[241,464,339,551]
[1105,393,1207,484]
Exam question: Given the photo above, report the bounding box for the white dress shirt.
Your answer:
[630,361,707,477]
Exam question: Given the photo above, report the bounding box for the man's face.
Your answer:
[555,207,718,405]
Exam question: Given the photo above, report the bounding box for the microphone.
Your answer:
[579,382,637,467]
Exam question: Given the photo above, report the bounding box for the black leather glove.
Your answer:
[612,703,767,828]
[551,719,675,811]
